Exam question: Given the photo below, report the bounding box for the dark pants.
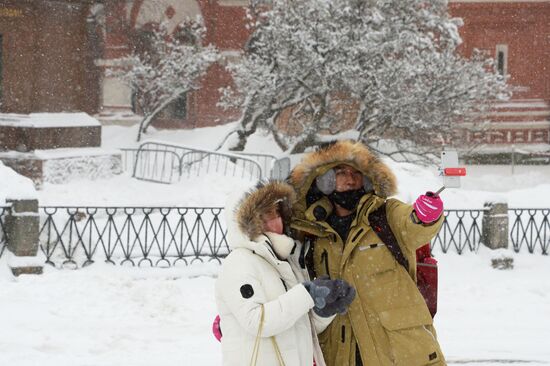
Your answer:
[356,345,363,366]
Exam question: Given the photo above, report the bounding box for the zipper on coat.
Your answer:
[280,278,288,291]
[341,325,346,343]
[321,249,330,278]
[351,228,365,243]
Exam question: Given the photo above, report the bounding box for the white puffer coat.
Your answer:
[215,182,332,366]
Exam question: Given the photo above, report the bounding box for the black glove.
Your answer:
[303,276,356,317]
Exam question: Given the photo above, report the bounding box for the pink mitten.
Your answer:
[212,314,222,342]
[413,192,444,224]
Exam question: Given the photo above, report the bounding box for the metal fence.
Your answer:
[0,206,8,259]
[234,152,277,177]
[120,148,140,172]
[31,206,550,268]
[432,209,484,254]
[39,206,229,268]
[119,143,288,183]
[128,142,265,184]
[509,209,550,255]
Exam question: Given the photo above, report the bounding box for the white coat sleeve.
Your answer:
[218,253,315,338]
[310,312,336,334]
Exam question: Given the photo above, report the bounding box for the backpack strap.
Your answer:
[368,203,410,271]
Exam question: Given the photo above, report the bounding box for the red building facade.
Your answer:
[97,0,251,128]
[450,0,550,145]
[0,0,549,145]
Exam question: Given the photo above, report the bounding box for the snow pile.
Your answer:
[0,112,100,128]
[0,161,37,205]
[38,173,256,207]
[42,152,123,184]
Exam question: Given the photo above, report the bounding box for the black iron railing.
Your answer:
[432,209,484,254]
[39,206,228,268]
[37,206,549,268]
[509,209,550,254]
[0,206,8,259]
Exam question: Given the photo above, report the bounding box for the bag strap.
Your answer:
[271,337,286,366]
[250,305,286,366]
[249,305,265,366]
[368,203,410,271]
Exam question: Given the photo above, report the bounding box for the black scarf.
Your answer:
[327,212,356,242]
[329,188,366,211]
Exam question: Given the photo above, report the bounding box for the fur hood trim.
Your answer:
[290,140,397,200]
[235,180,296,240]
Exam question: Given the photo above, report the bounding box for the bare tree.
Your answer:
[110,20,218,142]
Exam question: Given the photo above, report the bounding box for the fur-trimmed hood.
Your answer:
[290,140,397,216]
[233,180,296,241]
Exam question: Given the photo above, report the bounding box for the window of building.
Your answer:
[132,28,156,57]
[172,94,187,119]
[496,44,508,77]
[131,89,137,114]
[165,94,187,119]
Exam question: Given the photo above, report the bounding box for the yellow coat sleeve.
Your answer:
[385,198,444,252]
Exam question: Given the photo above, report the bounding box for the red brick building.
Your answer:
[96,0,251,128]
[0,0,100,115]
[0,0,251,128]
[450,0,550,146]
[1,0,549,146]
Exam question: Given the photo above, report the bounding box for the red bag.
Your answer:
[416,244,438,318]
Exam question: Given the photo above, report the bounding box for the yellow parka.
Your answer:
[289,141,446,366]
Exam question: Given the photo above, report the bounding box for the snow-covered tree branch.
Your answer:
[110,20,218,141]
[219,0,509,160]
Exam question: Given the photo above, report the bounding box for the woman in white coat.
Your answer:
[215,181,355,366]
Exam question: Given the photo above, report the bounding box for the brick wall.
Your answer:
[0,1,99,114]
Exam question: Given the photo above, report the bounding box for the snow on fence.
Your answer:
[29,206,549,268]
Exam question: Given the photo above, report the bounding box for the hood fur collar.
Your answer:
[235,180,296,240]
[290,140,397,209]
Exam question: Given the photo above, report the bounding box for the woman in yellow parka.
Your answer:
[289,140,447,366]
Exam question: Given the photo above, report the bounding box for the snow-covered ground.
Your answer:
[0,248,548,366]
[1,123,549,365]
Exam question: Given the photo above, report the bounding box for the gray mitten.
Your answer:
[312,278,356,318]
[303,278,331,309]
